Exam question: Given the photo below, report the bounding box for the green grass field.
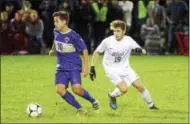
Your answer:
[1,55,189,123]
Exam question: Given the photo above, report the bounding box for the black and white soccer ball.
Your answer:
[26,103,42,117]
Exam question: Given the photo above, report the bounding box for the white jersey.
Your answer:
[95,35,141,69]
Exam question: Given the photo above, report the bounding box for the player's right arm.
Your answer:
[49,29,57,56]
[90,39,107,81]
[49,41,56,56]
[91,51,99,67]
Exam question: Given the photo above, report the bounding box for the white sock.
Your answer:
[141,89,154,108]
[110,88,123,97]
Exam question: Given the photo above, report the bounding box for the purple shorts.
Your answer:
[55,70,81,87]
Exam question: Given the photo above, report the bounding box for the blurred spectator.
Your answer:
[74,0,94,54]
[158,0,167,7]
[166,0,173,5]
[58,0,74,28]
[0,0,189,56]
[138,0,154,25]
[10,12,28,54]
[131,0,154,47]
[39,0,58,13]
[28,0,42,12]
[59,0,80,13]
[107,0,124,24]
[91,0,108,50]
[39,0,58,47]
[130,0,138,37]
[175,32,189,56]
[5,2,16,19]
[0,0,21,11]
[119,0,133,33]
[105,0,124,36]
[152,0,167,30]
[152,0,167,50]
[183,0,189,6]
[18,0,34,21]
[141,17,165,55]
[176,17,189,35]
[166,0,188,54]
[175,16,189,56]
[58,1,71,12]
[0,11,13,55]
[25,10,46,54]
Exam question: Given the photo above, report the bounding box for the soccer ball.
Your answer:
[26,103,42,117]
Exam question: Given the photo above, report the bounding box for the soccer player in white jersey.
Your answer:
[89,20,159,110]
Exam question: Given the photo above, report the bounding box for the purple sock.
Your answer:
[82,90,95,104]
[62,91,81,109]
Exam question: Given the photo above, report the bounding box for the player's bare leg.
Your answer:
[109,81,128,110]
[56,84,85,115]
[132,79,159,110]
[56,84,67,96]
[72,84,99,110]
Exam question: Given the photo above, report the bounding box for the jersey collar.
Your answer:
[60,29,72,34]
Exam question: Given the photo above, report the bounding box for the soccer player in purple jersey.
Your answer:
[49,11,99,115]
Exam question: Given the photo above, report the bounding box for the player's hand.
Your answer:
[49,49,55,56]
[82,66,88,78]
[142,49,146,55]
[89,66,96,81]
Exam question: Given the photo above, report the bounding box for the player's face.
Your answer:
[54,16,66,31]
[113,27,125,41]
[15,13,21,20]
[30,13,38,21]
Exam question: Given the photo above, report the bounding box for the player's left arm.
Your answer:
[82,49,89,78]
[49,41,56,56]
[49,29,58,56]
[73,33,89,77]
[134,48,146,55]
[130,37,146,55]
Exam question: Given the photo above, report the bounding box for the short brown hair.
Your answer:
[53,11,69,24]
[110,20,126,31]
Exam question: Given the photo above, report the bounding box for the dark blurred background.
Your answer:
[0,0,189,56]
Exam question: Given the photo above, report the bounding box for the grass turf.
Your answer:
[1,55,188,123]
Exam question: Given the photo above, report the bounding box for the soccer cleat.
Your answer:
[92,100,99,110]
[149,104,159,110]
[108,93,117,110]
[76,109,87,116]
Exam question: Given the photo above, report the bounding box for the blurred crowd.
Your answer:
[0,0,189,55]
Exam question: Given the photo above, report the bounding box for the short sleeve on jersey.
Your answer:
[129,37,141,49]
[95,39,107,53]
[73,32,87,52]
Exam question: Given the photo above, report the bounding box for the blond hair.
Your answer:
[30,10,38,17]
[110,20,126,31]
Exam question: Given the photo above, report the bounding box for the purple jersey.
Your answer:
[54,28,87,71]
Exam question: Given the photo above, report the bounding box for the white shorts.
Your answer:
[104,66,139,87]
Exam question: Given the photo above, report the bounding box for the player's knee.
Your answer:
[138,86,145,93]
[56,87,66,96]
[72,87,83,96]
[136,85,145,92]
[120,87,128,94]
